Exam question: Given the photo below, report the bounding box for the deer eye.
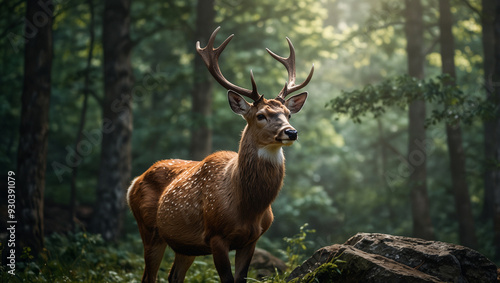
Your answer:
[257,114,266,121]
[288,114,291,119]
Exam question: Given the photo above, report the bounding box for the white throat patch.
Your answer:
[126,177,139,206]
[258,146,284,165]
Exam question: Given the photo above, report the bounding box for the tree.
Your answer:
[189,0,215,161]
[17,0,54,256]
[487,0,500,259]
[438,0,477,249]
[404,0,434,240]
[479,0,500,259]
[481,0,495,221]
[69,0,96,231]
[91,0,133,241]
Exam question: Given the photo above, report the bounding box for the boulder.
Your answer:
[288,244,441,283]
[346,233,497,282]
[250,248,288,278]
[287,233,497,283]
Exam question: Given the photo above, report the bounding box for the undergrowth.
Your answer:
[0,224,323,282]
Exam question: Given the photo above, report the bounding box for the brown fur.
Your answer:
[128,95,306,283]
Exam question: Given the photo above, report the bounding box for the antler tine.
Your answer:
[196,27,262,102]
[267,38,296,87]
[266,37,314,99]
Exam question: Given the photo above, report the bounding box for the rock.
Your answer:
[287,233,497,283]
[345,233,497,283]
[288,245,441,283]
[250,248,288,278]
[288,245,340,280]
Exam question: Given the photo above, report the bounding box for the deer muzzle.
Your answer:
[276,127,298,145]
[284,129,298,140]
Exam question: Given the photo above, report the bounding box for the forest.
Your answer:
[1,0,500,281]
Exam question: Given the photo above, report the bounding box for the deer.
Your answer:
[127,27,314,283]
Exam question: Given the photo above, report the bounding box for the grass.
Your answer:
[0,225,319,282]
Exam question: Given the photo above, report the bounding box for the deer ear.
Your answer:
[285,92,308,114]
[228,90,251,115]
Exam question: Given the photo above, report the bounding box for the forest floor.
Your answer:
[1,201,314,282]
[0,231,296,282]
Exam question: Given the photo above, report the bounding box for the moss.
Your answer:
[293,259,345,283]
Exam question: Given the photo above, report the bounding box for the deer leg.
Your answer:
[140,227,167,283]
[168,253,195,283]
[234,242,257,283]
[210,236,234,283]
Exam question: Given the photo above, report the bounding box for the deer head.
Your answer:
[196,27,314,155]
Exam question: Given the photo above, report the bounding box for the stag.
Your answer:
[127,27,314,283]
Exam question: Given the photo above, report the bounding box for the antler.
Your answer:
[196,27,262,102]
[266,38,314,101]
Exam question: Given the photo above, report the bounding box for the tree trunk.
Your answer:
[16,0,54,256]
[481,0,497,220]
[438,0,478,249]
[490,0,500,260]
[189,0,215,161]
[70,0,95,231]
[91,0,133,241]
[404,0,434,240]
[378,119,396,222]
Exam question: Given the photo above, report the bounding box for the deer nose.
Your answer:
[284,129,298,140]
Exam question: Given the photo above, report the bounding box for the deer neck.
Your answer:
[231,126,285,217]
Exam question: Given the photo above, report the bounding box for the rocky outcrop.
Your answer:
[287,233,497,283]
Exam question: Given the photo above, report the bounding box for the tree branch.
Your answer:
[460,0,482,19]
[131,22,191,48]
[423,35,440,56]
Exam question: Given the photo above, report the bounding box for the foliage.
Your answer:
[283,227,345,283]
[281,223,316,269]
[288,257,345,283]
[1,232,144,282]
[326,74,495,126]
